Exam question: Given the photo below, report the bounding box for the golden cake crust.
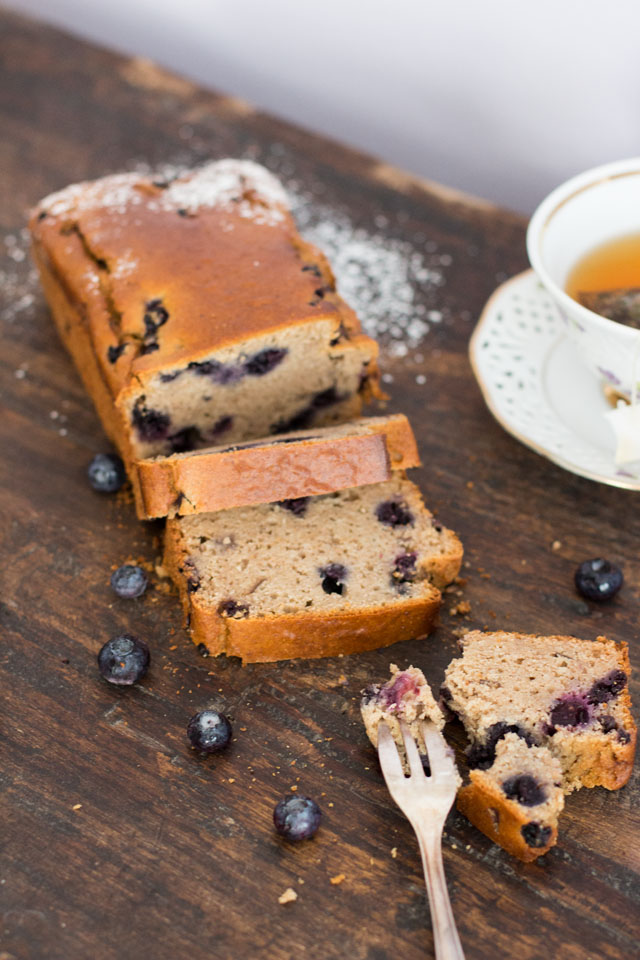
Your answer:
[135,414,420,519]
[457,775,558,863]
[29,161,378,388]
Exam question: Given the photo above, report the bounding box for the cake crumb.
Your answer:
[450,601,471,616]
[330,874,345,885]
[391,847,398,858]
[72,803,82,811]
[278,888,298,905]
[551,540,562,551]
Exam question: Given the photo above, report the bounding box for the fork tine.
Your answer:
[421,720,457,776]
[377,722,404,780]
[399,720,426,779]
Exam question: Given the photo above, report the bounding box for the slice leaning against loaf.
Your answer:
[29,160,381,514]
[164,475,463,663]
[135,414,419,520]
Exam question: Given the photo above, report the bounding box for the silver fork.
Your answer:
[377,720,465,960]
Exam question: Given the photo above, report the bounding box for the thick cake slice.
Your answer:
[443,630,636,793]
[29,160,381,509]
[164,475,463,663]
[136,414,419,519]
[456,734,565,862]
[361,665,460,782]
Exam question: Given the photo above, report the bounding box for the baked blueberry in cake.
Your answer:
[361,664,460,781]
[29,160,382,514]
[164,475,462,663]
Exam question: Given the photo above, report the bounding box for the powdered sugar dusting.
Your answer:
[41,173,143,219]
[38,160,287,227]
[160,159,287,224]
[289,189,446,354]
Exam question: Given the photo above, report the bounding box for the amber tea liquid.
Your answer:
[566,232,640,300]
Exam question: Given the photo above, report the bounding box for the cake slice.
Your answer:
[443,630,636,793]
[135,414,420,520]
[361,664,459,780]
[164,475,463,663]
[456,734,565,862]
[29,160,381,512]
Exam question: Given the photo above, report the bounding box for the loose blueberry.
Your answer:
[196,642,209,658]
[244,347,288,376]
[110,564,148,599]
[217,599,250,618]
[187,710,232,753]
[549,695,591,730]
[574,558,623,601]
[320,563,347,595]
[521,822,552,849]
[376,499,414,527]
[279,497,309,517]
[273,794,321,841]
[587,669,627,704]
[97,634,150,685]
[88,453,126,493]
[502,774,547,807]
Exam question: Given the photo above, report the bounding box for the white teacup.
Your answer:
[527,158,640,398]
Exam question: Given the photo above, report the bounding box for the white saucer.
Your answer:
[469,269,640,491]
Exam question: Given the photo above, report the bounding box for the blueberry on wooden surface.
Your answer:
[110,564,148,599]
[98,635,150,685]
[187,710,232,753]
[273,795,321,842]
[87,453,126,493]
[574,558,623,601]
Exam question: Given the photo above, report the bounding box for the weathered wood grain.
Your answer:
[0,9,638,960]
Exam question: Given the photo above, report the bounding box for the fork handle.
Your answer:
[414,825,465,960]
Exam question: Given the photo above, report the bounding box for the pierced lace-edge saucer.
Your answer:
[469,269,640,491]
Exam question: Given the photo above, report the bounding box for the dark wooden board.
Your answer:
[0,10,638,960]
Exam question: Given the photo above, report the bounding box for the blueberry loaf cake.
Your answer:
[29,160,381,510]
[456,734,565,862]
[361,665,460,782]
[136,414,419,520]
[443,631,636,793]
[164,475,463,663]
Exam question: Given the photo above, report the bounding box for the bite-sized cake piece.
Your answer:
[136,414,420,520]
[361,664,459,780]
[164,475,463,663]
[29,160,381,510]
[443,631,636,793]
[457,734,565,862]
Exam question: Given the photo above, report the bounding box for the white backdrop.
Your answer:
[7,0,640,212]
